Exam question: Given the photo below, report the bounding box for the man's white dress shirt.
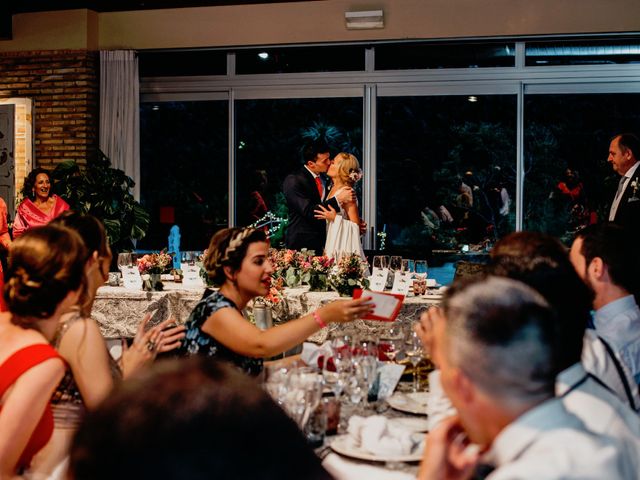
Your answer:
[594,295,640,386]
[582,328,639,411]
[483,397,633,479]
[557,362,640,474]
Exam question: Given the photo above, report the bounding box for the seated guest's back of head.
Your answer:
[69,358,332,480]
[488,231,593,373]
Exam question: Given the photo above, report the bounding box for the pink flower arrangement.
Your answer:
[137,251,173,275]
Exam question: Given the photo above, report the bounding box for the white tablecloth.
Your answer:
[93,284,442,340]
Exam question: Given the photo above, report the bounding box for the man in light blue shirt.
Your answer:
[570,223,640,402]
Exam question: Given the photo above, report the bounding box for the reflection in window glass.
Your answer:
[140,101,228,250]
[526,39,640,66]
[375,42,515,70]
[524,94,640,241]
[377,95,516,255]
[235,46,365,74]
[235,98,362,247]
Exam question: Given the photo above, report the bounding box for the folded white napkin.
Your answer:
[322,453,416,480]
[347,415,424,457]
[300,341,333,367]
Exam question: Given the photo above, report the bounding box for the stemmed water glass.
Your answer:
[117,252,132,272]
[372,255,389,270]
[415,260,428,279]
[405,326,425,392]
[401,259,415,274]
[378,323,404,362]
[389,256,402,272]
[322,342,351,399]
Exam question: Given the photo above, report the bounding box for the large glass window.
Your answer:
[235,46,365,74]
[138,50,227,76]
[234,97,363,246]
[375,42,515,70]
[525,39,640,66]
[140,100,228,251]
[377,95,517,254]
[523,93,640,241]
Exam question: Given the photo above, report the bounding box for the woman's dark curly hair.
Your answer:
[203,227,268,287]
[22,167,53,200]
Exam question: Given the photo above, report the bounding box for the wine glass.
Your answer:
[415,260,428,279]
[405,327,425,392]
[389,256,402,272]
[378,323,404,362]
[372,255,388,270]
[117,252,132,272]
[401,259,415,274]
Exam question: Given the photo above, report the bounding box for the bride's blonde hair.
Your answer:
[334,153,361,187]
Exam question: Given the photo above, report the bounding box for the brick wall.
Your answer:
[0,50,99,174]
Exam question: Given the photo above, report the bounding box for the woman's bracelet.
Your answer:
[312,310,327,329]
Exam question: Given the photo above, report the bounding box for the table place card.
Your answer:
[182,265,204,287]
[391,272,412,295]
[368,267,389,292]
[121,266,142,290]
[426,278,437,287]
[352,289,404,322]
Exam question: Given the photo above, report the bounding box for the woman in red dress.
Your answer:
[13,168,70,239]
[0,225,86,476]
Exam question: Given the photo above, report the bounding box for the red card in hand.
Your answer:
[352,288,404,322]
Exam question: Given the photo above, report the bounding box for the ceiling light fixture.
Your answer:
[345,10,384,30]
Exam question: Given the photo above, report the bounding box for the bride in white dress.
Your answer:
[314,152,366,263]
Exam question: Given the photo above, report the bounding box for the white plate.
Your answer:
[387,392,428,415]
[329,434,424,463]
[388,416,429,432]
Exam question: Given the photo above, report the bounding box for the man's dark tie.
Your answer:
[315,176,323,199]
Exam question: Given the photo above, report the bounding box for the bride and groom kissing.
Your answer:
[283,140,366,261]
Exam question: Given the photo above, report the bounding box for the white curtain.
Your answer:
[99,50,140,199]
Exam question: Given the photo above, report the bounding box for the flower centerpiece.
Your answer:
[270,248,311,288]
[305,255,334,291]
[137,250,172,291]
[328,253,370,297]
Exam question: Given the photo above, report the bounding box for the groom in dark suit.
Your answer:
[607,133,640,236]
[283,141,353,253]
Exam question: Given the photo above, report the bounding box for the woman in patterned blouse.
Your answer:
[180,227,374,375]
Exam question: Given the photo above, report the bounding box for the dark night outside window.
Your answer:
[235,46,365,74]
[140,101,228,251]
[139,50,227,77]
[375,42,515,70]
[523,93,640,242]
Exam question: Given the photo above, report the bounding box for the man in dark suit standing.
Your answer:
[283,141,353,253]
[608,133,640,236]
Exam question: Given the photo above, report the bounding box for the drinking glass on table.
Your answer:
[378,323,404,362]
[405,327,425,393]
[415,260,428,279]
[389,256,402,272]
[372,255,388,270]
[117,252,132,272]
[401,259,415,274]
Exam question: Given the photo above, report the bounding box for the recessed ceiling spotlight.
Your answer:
[258,52,269,60]
[468,96,478,103]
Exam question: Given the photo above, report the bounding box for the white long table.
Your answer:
[93,283,442,341]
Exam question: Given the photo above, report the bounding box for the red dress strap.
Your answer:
[0,344,61,395]
[0,344,61,471]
